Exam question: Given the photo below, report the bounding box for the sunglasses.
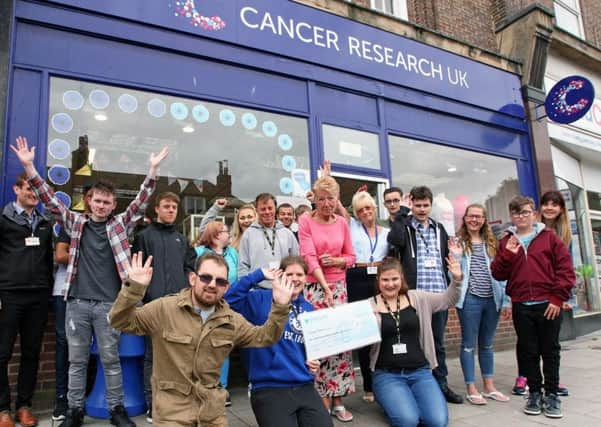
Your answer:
[196,273,229,288]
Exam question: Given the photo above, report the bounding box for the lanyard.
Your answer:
[416,222,437,254]
[382,293,402,344]
[262,227,276,256]
[361,223,379,263]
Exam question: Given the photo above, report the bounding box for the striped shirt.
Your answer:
[468,242,493,298]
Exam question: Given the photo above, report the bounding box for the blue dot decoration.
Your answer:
[278,134,293,151]
[89,89,110,109]
[118,94,138,113]
[55,191,72,209]
[281,155,296,172]
[192,104,210,123]
[53,223,62,237]
[48,139,71,160]
[219,109,236,127]
[242,112,257,130]
[170,102,189,120]
[48,165,71,186]
[62,90,84,110]
[262,121,277,137]
[147,98,167,118]
[51,113,74,134]
[279,177,294,195]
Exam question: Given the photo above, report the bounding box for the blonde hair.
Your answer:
[351,191,377,217]
[457,204,497,258]
[312,176,340,197]
[230,204,256,250]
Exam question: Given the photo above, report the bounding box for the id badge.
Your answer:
[424,258,436,268]
[268,261,280,270]
[25,236,40,247]
[392,343,407,354]
[367,266,378,275]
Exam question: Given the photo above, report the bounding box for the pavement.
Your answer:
[33,330,601,426]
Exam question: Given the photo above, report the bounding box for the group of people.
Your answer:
[0,136,575,427]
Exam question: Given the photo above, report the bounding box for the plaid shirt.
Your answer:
[411,217,447,293]
[29,173,156,298]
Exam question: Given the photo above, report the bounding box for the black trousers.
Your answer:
[251,383,333,427]
[346,267,376,393]
[0,289,49,411]
[512,302,562,395]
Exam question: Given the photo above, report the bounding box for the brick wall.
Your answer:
[581,0,601,48]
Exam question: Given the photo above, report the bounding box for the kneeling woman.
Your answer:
[225,256,333,427]
[370,257,462,427]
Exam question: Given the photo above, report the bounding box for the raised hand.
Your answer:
[10,136,36,167]
[319,160,332,177]
[125,252,154,286]
[448,237,463,261]
[261,268,282,281]
[446,255,462,282]
[505,235,520,254]
[400,193,412,209]
[272,272,294,305]
[149,146,169,169]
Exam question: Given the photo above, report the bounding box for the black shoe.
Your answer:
[145,408,152,424]
[52,397,69,421]
[441,386,464,404]
[110,405,136,427]
[542,394,562,418]
[556,384,569,397]
[524,391,542,415]
[225,391,232,407]
[58,407,84,427]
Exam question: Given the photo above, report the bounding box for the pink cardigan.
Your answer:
[298,214,356,283]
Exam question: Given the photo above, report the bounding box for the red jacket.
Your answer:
[491,226,575,307]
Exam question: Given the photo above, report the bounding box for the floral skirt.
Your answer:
[304,281,355,397]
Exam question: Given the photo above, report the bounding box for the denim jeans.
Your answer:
[373,366,448,427]
[66,299,123,409]
[54,296,69,398]
[431,310,448,388]
[457,293,500,384]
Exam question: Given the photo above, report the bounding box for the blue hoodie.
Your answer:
[225,269,314,390]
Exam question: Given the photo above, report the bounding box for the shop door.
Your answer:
[330,172,389,222]
[590,213,601,290]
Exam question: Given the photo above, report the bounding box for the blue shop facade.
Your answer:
[2,0,535,237]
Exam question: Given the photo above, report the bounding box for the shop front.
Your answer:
[545,52,601,333]
[2,0,536,241]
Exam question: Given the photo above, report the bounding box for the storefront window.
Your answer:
[323,124,381,170]
[388,135,519,235]
[47,77,310,241]
[558,177,601,314]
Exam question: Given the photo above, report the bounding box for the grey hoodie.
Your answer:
[238,221,299,288]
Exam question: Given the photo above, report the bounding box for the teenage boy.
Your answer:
[11,136,168,427]
[383,186,406,226]
[276,203,295,229]
[491,195,575,419]
[0,174,53,427]
[387,186,463,404]
[238,193,299,288]
[132,192,196,423]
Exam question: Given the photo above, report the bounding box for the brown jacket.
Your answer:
[109,280,290,426]
[369,279,461,371]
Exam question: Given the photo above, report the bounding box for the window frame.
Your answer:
[369,0,408,20]
[553,0,585,39]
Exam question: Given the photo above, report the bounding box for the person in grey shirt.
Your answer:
[238,193,298,288]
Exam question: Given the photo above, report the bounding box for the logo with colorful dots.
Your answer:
[545,75,595,124]
[172,0,226,31]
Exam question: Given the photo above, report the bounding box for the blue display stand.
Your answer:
[85,333,146,419]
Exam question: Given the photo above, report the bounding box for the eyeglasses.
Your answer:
[196,273,229,288]
[465,215,484,220]
[511,210,533,218]
[384,198,401,205]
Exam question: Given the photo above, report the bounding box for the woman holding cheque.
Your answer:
[369,257,462,427]
[225,256,333,427]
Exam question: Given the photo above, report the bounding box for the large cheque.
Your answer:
[299,299,381,360]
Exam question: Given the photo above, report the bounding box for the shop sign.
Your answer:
[42,0,524,116]
[545,75,595,124]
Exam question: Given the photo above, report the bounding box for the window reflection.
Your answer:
[47,77,310,241]
[388,135,519,235]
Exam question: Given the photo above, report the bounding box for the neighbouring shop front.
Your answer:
[1,0,536,236]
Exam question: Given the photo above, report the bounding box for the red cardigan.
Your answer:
[491,228,575,307]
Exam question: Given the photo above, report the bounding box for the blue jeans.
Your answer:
[54,296,69,398]
[373,367,448,427]
[66,299,123,409]
[457,293,500,385]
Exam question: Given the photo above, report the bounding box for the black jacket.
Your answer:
[387,207,450,290]
[132,221,196,302]
[0,203,53,291]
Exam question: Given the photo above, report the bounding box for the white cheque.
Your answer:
[299,299,381,360]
